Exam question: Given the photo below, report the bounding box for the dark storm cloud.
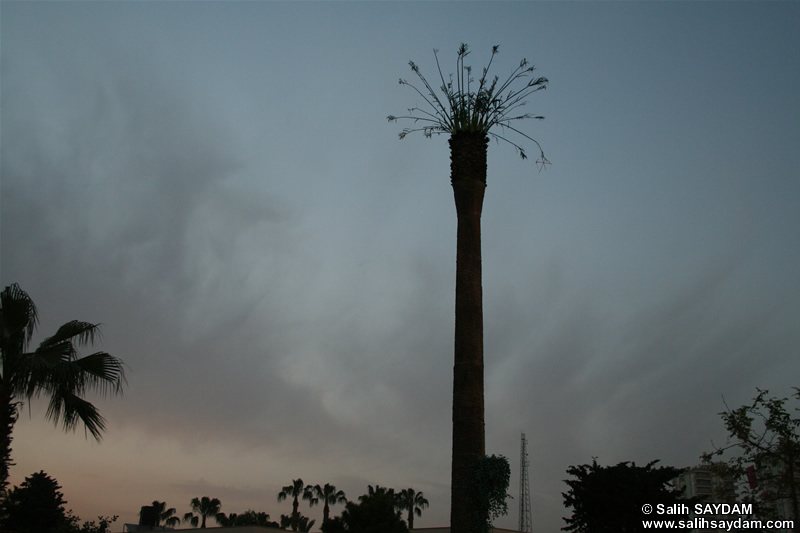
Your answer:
[0,18,317,451]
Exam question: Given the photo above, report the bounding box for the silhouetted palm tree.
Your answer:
[389,44,547,533]
[359,484,395,502]
[311,483,348,524]
[0,283,126,488]
[297,514,316,533]
[278,478,315,531]
[216,512,238,527]
[183,496,222,528]
[147,500,180,528]
[397,488,429,529]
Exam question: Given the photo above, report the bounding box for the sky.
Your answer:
[2,1,799,531]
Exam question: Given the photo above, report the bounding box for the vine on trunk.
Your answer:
[470,454,512,533]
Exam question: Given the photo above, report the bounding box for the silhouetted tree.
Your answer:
[312,483,348,524]
[281,513,315,532]
[77,515,118,533]
[702,387,800,526]
[0,470,75,533]
[144,500,180,528]
[218,509,278,527]
[278,478,315,531]
[0,284,126,488]
[562,459,691,533]
[396,488,429,529]
[389,45,548,533]
[240,509,278,527]
[216,512,238,527]
[322,488,408,533]
[297,514,316,532]
[183,496,222,528]
[359,485,395,503]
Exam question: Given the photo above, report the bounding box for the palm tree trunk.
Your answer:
[0,383,17,491]
[449,131,488,533]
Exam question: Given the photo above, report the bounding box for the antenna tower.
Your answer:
[519,433,532,532]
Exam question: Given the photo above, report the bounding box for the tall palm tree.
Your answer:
[278,478,315,531]
[0,283,126,488]
[183,496,222,528]
[389,44,548,533]
[397,488,429,529]
[311,483,348,524]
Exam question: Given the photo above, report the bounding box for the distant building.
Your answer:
[675,464,735,503]
[675,463,797,533]
[673,465,736,533]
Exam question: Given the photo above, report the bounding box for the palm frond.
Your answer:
[0,286,127,441]
[390,44,548,169]
[1,283,39,355]
[72,351,127,395]
[39,321,102,349]
[45,388,107,440]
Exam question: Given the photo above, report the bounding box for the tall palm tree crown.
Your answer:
[0,283,126,488]
[183,496,222,528]
[311,483,348,523]
[389,44,548,533]
[397,488,429,529]
[388,43,549,168]
[278,478,315,531]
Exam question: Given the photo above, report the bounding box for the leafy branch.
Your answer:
[388,43,550,171]
[702,388,800,520]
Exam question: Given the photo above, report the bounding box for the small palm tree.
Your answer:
[0,283,126,488]
[359,484,395,502]
[278,478,315,531]
[397,488,429,529]
[311,483,348,524]
[389,44,548,533]
[215,512,238,527]
[148,500,180,528]
[234,509,274,527]
[297,514,316,533]
[183,496,222,528]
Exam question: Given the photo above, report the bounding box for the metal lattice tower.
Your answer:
[519,433,532,532]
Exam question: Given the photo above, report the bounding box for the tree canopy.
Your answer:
[322,488,408,533]
[702,387,800,523]
[1,470,76,533]
[562,459,691,533]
